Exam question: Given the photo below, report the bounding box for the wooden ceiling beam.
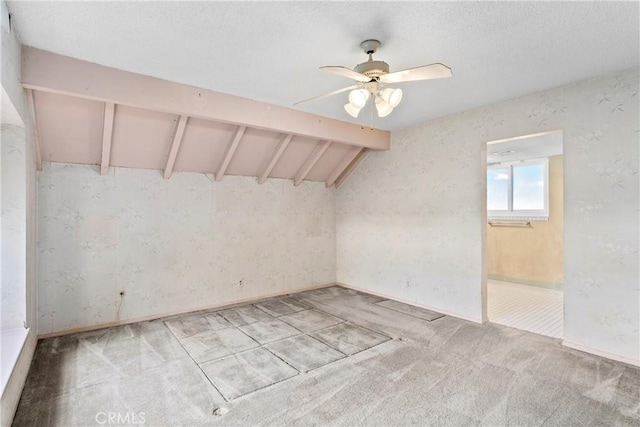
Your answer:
[258,134,293,184]
[325,146,363,187]
[100,102,115,175]
[26,89,42,171]
[334,148,369,189]
[21,47,390,150]
[216,125,246,181]
[163,115,188,179]
[294,140,331,186]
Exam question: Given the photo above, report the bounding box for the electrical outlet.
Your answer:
[238,280,244,288]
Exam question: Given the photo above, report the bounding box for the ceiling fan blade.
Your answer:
[379,63,452,84]
[294,85,358,106]
[320,66,371,83]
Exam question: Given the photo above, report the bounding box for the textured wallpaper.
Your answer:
[1,125,27,330]
[37,166,336,335]
[337,69,639,362]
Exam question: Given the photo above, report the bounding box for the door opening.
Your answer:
[483,130,564,339]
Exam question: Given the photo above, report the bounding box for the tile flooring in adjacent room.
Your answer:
[488,279,564,339]
[12,286,640,426]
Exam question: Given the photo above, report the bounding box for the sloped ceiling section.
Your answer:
[24,47,389,187]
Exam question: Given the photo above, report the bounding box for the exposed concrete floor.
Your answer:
[13,286,640,426]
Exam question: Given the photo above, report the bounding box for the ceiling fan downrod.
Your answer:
[354,40,390,80]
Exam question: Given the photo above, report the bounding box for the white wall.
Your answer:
[0,124,37,427]
[1,0,24,120]
[1,125,27,329]
[337,68,639,363]
[1,2,38,338]
[37,164,336,335]
[0,2,39,423]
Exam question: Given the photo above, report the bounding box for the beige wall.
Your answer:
[487,155,563,289]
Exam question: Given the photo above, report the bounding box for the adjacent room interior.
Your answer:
[485,131,564,339]
[1,2,639,426]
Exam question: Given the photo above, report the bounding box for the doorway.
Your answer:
[483,131,564,338]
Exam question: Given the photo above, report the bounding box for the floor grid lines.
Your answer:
[163,295,393,401]
[488,279,563,339]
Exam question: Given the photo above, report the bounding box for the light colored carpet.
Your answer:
[13,286,639,426]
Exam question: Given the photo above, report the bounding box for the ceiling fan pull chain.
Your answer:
[370,100,375,130]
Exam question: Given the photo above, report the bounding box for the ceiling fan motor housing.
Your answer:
[355,60,390,79]
[295,37,452,111]
[356,40,388,79]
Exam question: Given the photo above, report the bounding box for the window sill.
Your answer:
[488,216,548,221]
[1,326,29,396]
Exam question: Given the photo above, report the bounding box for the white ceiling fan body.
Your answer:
[295,39,452,118]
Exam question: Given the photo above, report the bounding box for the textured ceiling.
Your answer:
[487,131,563,164]
[7,2,640,131]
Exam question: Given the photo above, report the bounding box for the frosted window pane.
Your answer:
[487,167,509,211]
[513,164,544,210]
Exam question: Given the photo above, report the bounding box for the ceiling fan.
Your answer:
[295,39,452,118]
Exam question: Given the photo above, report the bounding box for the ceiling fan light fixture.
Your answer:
[344,102,362,118]
[295,39,452,118]
[375,96,393,118]
[348,88,370,109]
[381,87,403,108]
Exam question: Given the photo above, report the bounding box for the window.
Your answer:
[487,158,549,220]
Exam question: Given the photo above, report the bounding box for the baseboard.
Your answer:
[336,283,639,367]
[336,282,483,324]
[562,340,640,367]
[37,282,336,339]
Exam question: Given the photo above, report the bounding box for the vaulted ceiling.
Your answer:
[23,48,383,186]
[32,90,369,186]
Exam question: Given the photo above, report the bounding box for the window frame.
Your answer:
[487,157,549,220]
